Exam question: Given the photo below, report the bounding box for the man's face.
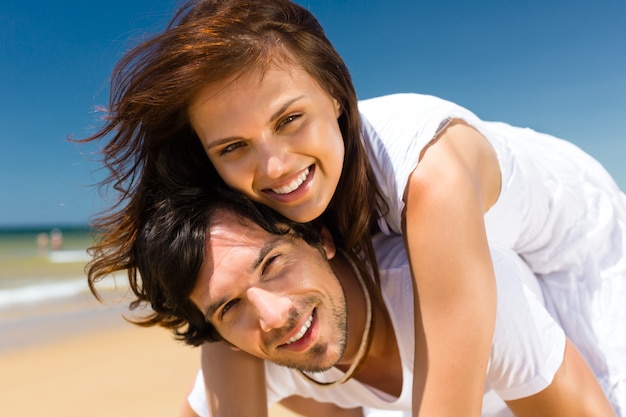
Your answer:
[190,209,348,372]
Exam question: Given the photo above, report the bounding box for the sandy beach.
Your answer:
[0,290,296,417]
[0,230,297,417]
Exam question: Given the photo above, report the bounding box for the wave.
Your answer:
[0,277,126,310]
[0,279,89,309]
[47,250,92,263]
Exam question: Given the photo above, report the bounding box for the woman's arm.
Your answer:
[279,396,364,417]
[402,121,501,416]
[197,347,365,417]
[201,342,268,417]
[506,339,617,417]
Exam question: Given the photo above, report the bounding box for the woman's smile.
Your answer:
[189,60,344,223]
[262,165,315,203]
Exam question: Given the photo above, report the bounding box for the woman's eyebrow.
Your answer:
[205,135,242,151]
[205,96,305,151]
[269,95,305,122]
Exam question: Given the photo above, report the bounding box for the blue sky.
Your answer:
[1,0,625,227]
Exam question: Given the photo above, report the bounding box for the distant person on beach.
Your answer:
[129,188,617,417]
[83,0,626,415]
[49,228,63,251]
[36,232,49,254]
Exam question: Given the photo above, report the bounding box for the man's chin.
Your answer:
[276,342,342,373]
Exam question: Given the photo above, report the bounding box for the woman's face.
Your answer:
[188,63,345,223]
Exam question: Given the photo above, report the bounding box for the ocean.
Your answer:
[0,226,134,352]
[0,226,95,309]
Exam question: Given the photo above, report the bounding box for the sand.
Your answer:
[0,292,297,417]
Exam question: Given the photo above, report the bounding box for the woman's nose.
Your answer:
[256,139,290,179]
[246,287,292,332]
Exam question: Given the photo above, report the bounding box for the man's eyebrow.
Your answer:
[249,238,281,273]
[205,296,229,320]
[203,237,284,320]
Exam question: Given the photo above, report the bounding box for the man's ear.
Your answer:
[319,226,336,260]
[220,339,240,352]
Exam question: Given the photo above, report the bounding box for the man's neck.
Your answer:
[332,254,403,397]
[353,290,402,397]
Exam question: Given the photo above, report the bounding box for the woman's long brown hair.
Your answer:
[80,0,387,327]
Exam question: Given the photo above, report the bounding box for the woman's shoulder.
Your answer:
[358,92,450,112]
[357,93,486,235]
[358,93,478,131]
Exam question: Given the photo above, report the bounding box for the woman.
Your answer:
[83,0,625,415]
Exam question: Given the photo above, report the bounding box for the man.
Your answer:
[134,188,616,417]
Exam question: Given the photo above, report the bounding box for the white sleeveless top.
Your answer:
[187,94,626,416]
[189,234,567,417]
[359,93,626,412]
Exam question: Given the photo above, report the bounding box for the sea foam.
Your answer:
[0,279,89,309]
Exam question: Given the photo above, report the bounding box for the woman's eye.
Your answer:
[277,114,301,129]
[219,141,245,156]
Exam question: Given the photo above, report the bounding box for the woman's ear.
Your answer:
[319,226,337,259]
[333,98,343,118]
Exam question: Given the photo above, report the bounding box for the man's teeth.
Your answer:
[286,315,313,345]
[272,168,310,195]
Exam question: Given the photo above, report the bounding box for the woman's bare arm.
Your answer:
[201,342,268,417]
[279,396,364,417]
[506,339,617,417]
[403,121,501,416]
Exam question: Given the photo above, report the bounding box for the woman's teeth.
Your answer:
[272,167,310,195]
[286,314,313,345]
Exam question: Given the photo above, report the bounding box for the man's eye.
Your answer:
[262,255,279,274]
[219,141,245,156]
[220,299,239,318]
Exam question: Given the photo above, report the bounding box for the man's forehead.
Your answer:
[208,209,260,243]
[208,208,280,249]
[202,208,291,280]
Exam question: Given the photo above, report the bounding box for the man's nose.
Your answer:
[246,287,292,332]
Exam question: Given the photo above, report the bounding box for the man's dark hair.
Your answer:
[132,186,324,346]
